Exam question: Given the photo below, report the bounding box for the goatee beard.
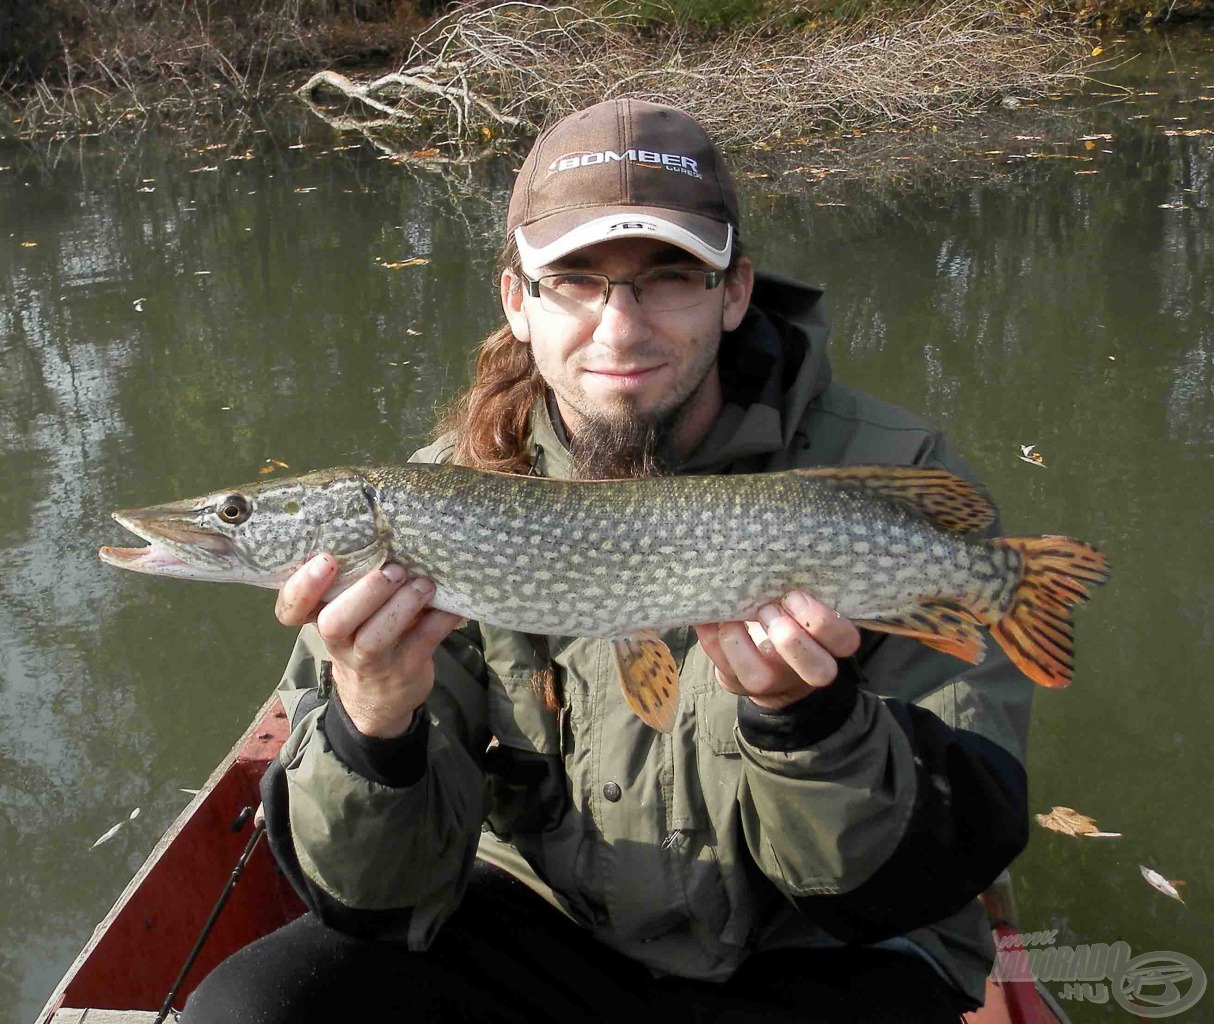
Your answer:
[569,408,677,480]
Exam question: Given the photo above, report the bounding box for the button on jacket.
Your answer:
[261,272,1032,1008]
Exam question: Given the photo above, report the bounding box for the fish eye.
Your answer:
[217,494,251,525]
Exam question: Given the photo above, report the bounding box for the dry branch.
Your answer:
[297,0,1090,154]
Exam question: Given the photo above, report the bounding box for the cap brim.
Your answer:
[515,206,732,276]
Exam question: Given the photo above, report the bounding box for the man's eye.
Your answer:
[648,269,696,283]
[550,273,595,287]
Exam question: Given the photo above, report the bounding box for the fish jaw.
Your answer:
[99,507,283,588]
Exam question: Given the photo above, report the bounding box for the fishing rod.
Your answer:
[153,805,265,1024]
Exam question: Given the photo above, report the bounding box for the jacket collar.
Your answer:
[529,271,830,477]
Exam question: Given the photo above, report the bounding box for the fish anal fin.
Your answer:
[611,631,680,733]
[798,466,996,533]
[855,600,987,665]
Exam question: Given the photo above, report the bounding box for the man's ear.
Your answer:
[721,257,754,333]
[501,268,531,343]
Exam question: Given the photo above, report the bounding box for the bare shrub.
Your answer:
[298,0,1091,151]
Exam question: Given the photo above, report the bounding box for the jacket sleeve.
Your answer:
[260,620,491,946]
[734,434,1032,944]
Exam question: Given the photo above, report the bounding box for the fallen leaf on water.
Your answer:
[21,241,37,247]
[137,186,155,193]
[129,807,140,820]
[406,329,421,336]
[189,165,218,173]
[180,788,200,795]
[259,458,290,474]
[1080,134,1114,141]
[1109,355,1116,361]
[295,187,318,194]
[1090,46,1104,56]
[133,298,145,312]
[1018,444,1046,468]
[1140,865,1185,903]
[1083,140,1096,151]
[1035,806,1121,838]
[379,258,430,269]
[1158,202,1189,210]
[90,822,125,849]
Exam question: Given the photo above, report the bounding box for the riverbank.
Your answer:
[2,0,1210,150]
[0,0,1199,137]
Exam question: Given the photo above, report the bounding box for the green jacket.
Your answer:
[262,272,1032,1008]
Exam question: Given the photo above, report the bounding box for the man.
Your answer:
[184,99,1031,1023]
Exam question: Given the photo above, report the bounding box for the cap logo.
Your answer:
[549,150,701,178]
[607,220,656,233]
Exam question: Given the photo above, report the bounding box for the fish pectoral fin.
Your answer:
[855,600,987,664]
[795,466,996,533]
[611,631,680,734]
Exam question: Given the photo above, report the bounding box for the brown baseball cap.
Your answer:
[507,98,739,276]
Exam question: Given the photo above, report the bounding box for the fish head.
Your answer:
[99,468,388,591]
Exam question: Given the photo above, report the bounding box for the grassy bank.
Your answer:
[1,0,1208,141]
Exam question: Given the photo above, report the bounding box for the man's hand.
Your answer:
[693,591,861,710]
[275,554,465,738]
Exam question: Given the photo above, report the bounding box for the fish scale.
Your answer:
[362,466,1003,637]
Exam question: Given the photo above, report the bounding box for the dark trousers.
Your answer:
[182,862,972,1023]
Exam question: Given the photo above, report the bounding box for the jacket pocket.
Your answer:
[665,686,751,951]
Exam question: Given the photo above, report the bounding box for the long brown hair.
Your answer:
[432,235,747,475]
[431,238,544,474]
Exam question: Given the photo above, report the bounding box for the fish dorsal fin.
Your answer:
[798,466,996,533]
[611,631,680,733]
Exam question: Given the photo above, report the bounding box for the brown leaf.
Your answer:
[411,148,441,159]
[1035,806,1121,838]
[379,258,430,269]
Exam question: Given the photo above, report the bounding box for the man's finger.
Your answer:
[399,608,467,661]
[276,554,337,627]
[781,591,861,658]
[317,565,417,643]
[716,620,783,692]
[351,577,439,658]
[693,624,738,685]
[756,604,838,688]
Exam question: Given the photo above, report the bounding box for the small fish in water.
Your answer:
[99,464,1110,732]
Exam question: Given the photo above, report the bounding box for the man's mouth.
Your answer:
[584,365,666,387]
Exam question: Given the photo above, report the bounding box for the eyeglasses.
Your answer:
[523,268,723,317]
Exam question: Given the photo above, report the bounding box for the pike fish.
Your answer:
[99,464,1110,732]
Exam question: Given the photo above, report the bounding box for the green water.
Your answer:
[3,32,1213,1024]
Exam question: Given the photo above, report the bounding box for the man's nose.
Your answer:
[592,282,649,348]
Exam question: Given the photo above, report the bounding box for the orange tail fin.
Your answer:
[992,536,1111,688]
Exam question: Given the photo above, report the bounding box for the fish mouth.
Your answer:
[99,507,232,575]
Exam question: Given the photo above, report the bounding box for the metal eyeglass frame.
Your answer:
[522,269,723,311]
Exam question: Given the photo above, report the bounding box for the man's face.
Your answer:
[501,237,753,452]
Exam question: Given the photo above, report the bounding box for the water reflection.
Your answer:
[3,35,1213,1024]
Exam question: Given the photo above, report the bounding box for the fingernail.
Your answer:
[757,604,781,628]
[381,563,406,584]
[308,555,332,579]
[783,592,810,618]
[410,577,434,597]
